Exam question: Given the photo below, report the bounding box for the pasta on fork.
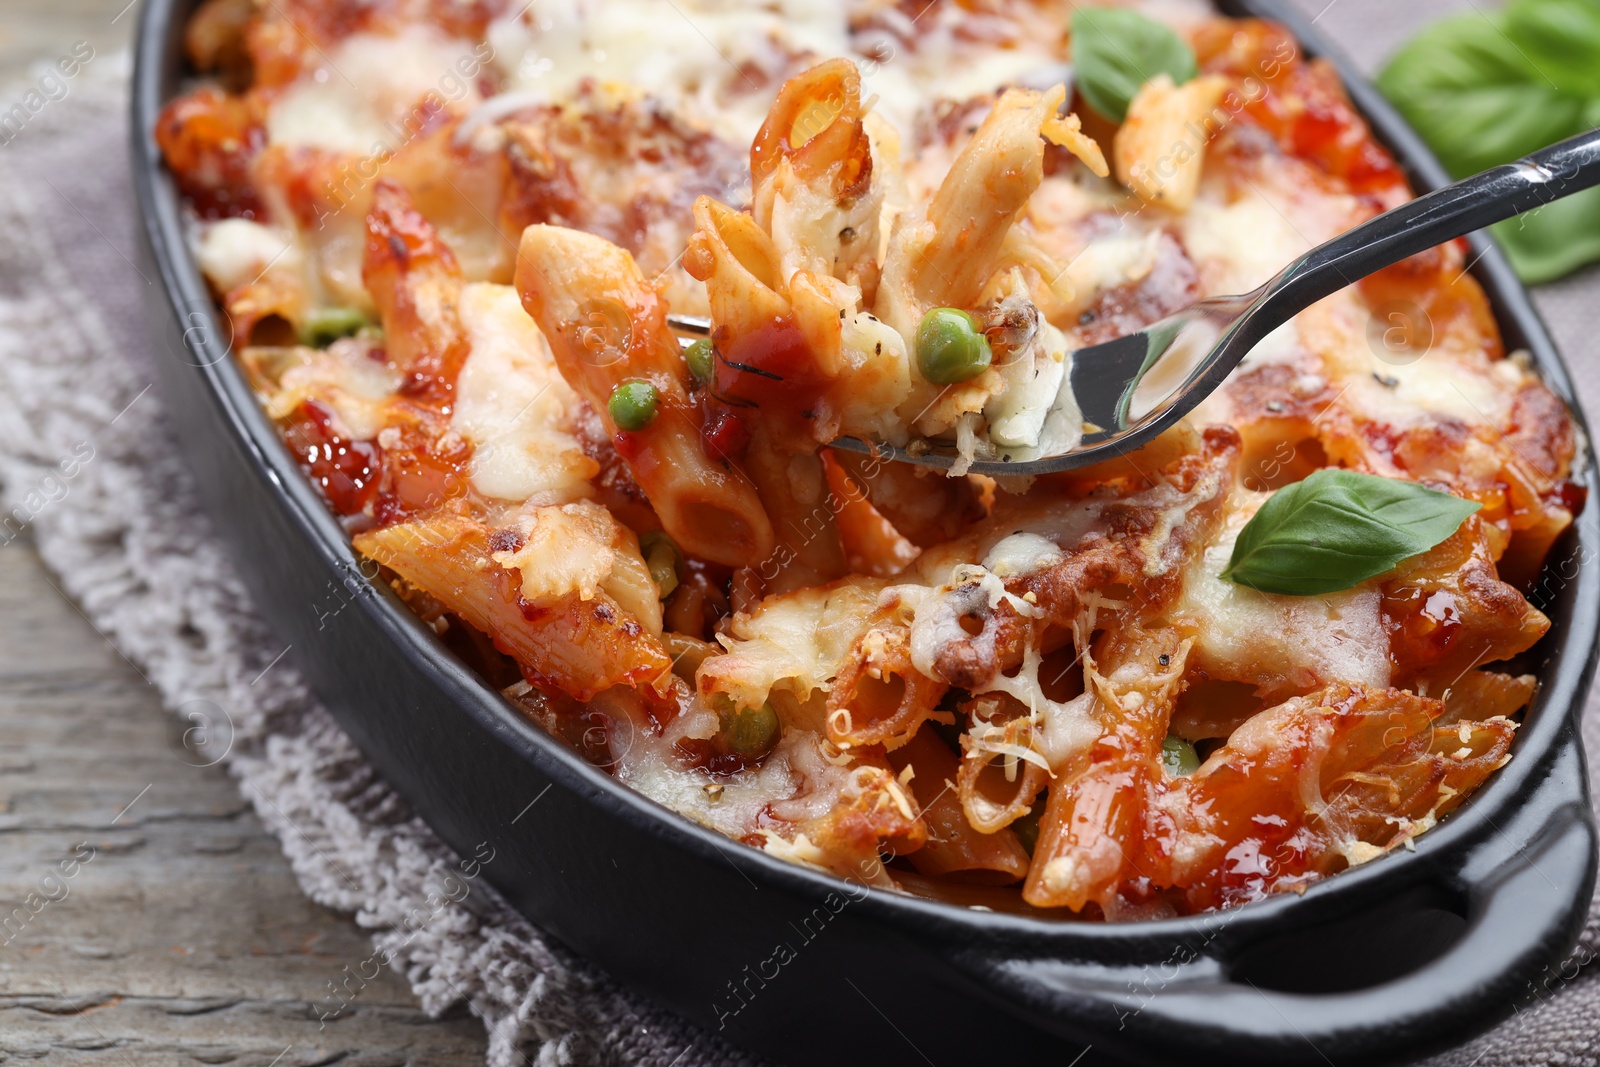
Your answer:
[161,0,1580,918]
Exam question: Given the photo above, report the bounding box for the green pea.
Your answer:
[719,700,781,758]
[608,380,659,431]
[1161,735,1201,777]
[639,531,680,599]
[915,307,992,384]
[685,338,715,386]
[301,307,373,347]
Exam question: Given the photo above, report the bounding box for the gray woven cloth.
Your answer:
[0,2,1597,1064]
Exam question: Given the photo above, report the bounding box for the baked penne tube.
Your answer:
[751,57,883,290]
[1023,625,1189,912]
[890,729,1032,884]
[362,180,470,402]
[515,224,776,569]
[828,448,984,548]
[889,84,1107,317]
[355,514,674,702]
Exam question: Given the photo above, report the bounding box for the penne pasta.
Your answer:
[752,58,883,291]
[514,223,776,569]
[356,514,674,702]
[1114,74,1231,211]
[890,730,1032,884]
[362,179,470,402]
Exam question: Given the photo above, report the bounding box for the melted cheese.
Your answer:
[268,28,484,153]
[1181,188,1311,295]
[451,283,597,503]
[485,0,1073,144]
[709,580,885,709]
[904,564,1040,678]
[986,322,1072,450]
[1061,228,1165,308]
[1344,309,1521,428]
[196,218,301,293]
[267,343,401,440]
[617,705,855,841]
[496,502,617,602]
[1174,495,1392,692]
[982,532,1065,579]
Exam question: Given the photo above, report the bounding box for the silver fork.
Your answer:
[666,127,1600,476]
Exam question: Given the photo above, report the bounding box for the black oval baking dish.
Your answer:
[131,2,1600,1064]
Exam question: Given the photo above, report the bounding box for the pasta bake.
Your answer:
[157,0,1584,918]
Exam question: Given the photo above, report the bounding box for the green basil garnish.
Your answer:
[1504,0,1600,97]
[1070,8,1197,123]
[1377,0,1600,283]
[1222,470,1481,596]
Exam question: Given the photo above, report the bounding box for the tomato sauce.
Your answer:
[283,401,382,516]
[711,316,826,450]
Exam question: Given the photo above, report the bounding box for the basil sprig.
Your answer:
[1377,0,1600,283]
[1071,8,1197,123]
[1222,470,1480,596]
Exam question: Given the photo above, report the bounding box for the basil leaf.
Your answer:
[1493,185,1600,284]
[1376,14,1584,178]
[1377,0,1600,283]
[1221,470,1481,596]
[1071,8,1197,123]
[1504,0,1600,97]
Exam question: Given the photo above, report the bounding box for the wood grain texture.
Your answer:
[0,538,489,1064]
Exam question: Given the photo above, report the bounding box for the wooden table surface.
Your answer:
[0,540,489,1064]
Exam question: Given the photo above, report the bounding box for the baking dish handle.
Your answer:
[950,739,1596,1066]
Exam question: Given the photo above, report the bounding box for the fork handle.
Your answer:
[1264,127,1600,318]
